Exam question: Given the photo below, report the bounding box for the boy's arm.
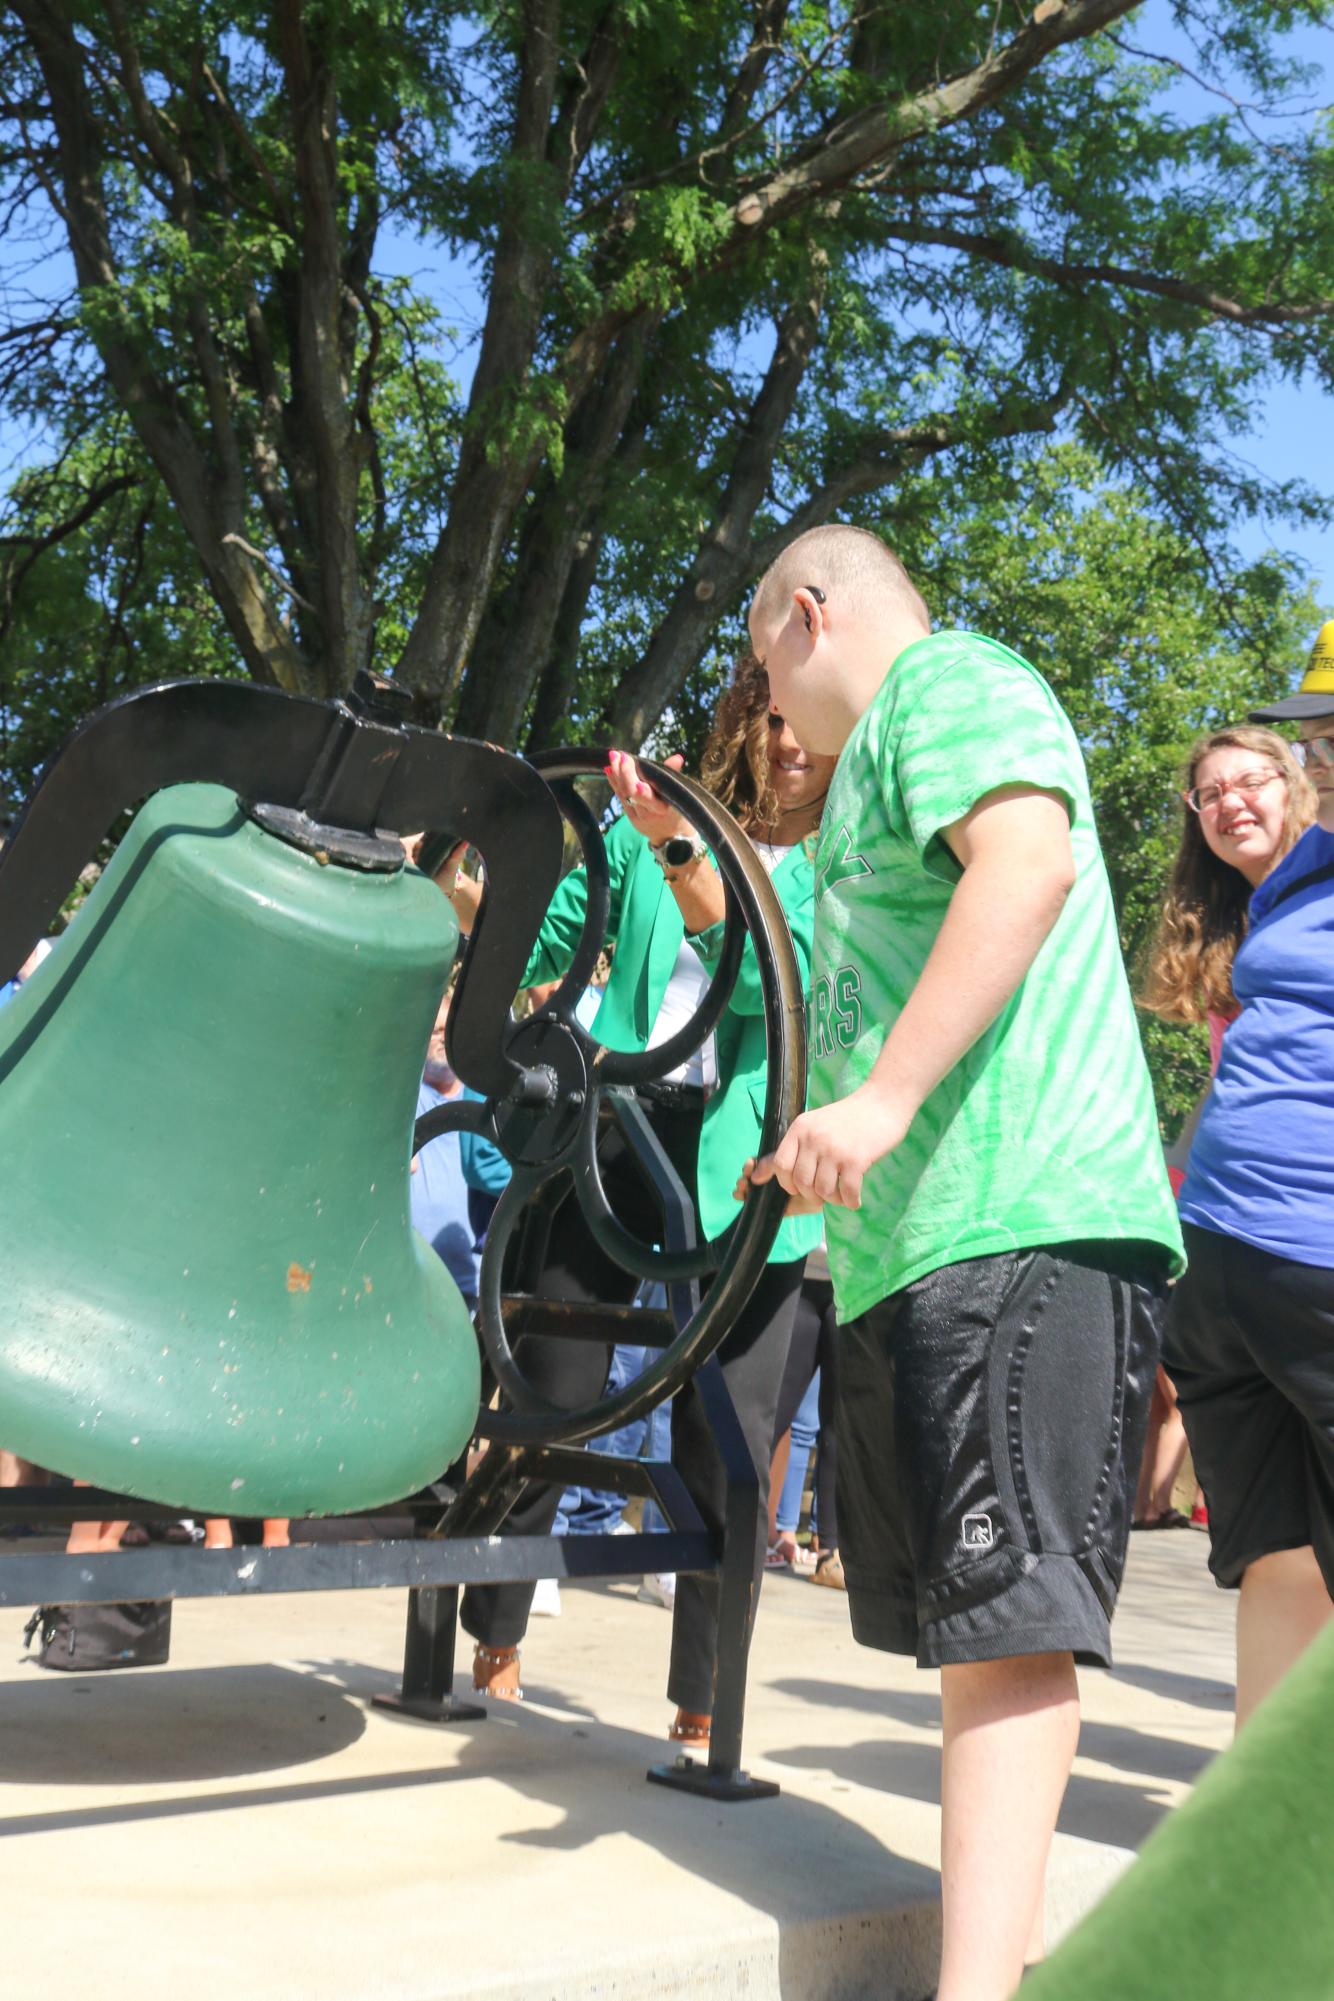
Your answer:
[749,785,1074,1212]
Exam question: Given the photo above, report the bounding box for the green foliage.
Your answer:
[649,442,1323,1127]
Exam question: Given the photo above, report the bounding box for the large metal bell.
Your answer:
[0,781,480,1518]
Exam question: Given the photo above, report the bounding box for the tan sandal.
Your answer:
[811,1549,845,1590]
[472,1642,523,1701]
[668,1707,711,1754]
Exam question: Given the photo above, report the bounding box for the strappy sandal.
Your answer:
[472,1642,523,1701]
[668,1707,711,1755]
[766,1533,817,1573]
[811,1548,845,1590]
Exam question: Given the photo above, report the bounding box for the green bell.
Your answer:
[0,782,481,1518]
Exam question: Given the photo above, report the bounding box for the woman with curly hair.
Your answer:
[1136,726,1314,1533]
[1143,723,1314,1060]
[434,653,835,1750]
[1152,648,1334,1731]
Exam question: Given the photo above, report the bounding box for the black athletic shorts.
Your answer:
[1164,1221,1334,1592]
[836,1243,1165,1669]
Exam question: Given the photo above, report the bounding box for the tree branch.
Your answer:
[550,1,623,193]
[455,317,658,743]
[752,379,1072,568]
[0,471,140,650]
[880,221,1334,326]
[604,373,1074,745]
[278,0,372,683]
[559,0,1142,415]
[396,0,564,708]
[9,0,305,691]
[718,0,794,143]
[603,245,830,742]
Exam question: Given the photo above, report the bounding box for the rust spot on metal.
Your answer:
[287,1262,313,1293]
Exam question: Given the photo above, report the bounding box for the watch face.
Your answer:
[663,835,696,866]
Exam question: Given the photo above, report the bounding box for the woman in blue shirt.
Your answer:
[1165,639,1334,1731]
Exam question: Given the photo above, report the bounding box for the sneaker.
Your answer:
[637,1572,675,1610]
[530,1576,562,1617]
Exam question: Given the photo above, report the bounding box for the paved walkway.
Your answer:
[0,1529,1232,2001]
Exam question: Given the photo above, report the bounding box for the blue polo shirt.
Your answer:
[1180,825,1334,1266]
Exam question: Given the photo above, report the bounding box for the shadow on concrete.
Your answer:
[766,1732,1187,1852]
[773,1676,1217,1785]
[0,1650,943,1995]
[0,1662,367,1792]
[1107,1660,1234,1710]
[286,1652,602,1723]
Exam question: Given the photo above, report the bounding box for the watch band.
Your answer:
[651,833,709,873]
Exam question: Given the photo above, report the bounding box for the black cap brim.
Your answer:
[1249,694,1334,722]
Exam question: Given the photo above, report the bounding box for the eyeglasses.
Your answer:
[1294,734,1334,771]
[1183,768,1283,815]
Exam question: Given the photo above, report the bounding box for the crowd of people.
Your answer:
[408,544,1331,2001]
[3,530,1330,2001]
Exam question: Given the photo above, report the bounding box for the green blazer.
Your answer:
[523,812,821,1264]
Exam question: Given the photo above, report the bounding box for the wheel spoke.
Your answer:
[460,747,806,1449]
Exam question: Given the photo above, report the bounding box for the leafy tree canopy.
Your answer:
[0,0,1330,784]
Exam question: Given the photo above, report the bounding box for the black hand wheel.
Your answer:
[413,748,808,1448]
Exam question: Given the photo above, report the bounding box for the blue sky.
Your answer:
[1150,8,1331,626]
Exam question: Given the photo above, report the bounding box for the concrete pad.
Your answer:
[0,1530,1232,2001]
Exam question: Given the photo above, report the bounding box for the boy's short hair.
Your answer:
[753,525,931,633]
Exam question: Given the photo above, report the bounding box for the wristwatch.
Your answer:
[651,833,709,874]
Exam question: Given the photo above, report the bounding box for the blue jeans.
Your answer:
[775,1368,821,1535]
[559,1336,673,1536]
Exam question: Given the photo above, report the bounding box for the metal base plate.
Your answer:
[646,1756,780,1802]
[372,1692,488,1725]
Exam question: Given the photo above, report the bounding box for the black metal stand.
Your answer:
[644,1356,779,1803]
[373,1587,485,1724]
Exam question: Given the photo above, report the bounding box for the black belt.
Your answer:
[635,1079,707,1113]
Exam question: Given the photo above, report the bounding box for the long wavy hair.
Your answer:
[1141,725,1314,1022]
[699,651,781,837]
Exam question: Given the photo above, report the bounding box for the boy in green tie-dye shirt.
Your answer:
[746,525,1181,2001]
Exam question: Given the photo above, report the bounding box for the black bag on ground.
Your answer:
[23,1600,172,1670]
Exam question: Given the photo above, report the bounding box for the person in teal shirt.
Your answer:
[432,655,833,1750]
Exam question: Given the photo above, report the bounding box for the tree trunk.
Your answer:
[454,323,654,744]
[394,0,565,713]
[13,0,310,694]
[602,259,827,744]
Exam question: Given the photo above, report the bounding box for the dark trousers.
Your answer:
[666,1255,803,1713]
[460,1097,803,1716]
[772,1273,839,1550]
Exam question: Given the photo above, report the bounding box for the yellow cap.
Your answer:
[1305,619,1334,693]
[1250,618,1334,721]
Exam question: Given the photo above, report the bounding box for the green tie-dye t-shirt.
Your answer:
[809,630,1184,1323]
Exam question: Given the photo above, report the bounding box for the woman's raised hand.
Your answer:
[604,747,691,844]
[403,833,482,933]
